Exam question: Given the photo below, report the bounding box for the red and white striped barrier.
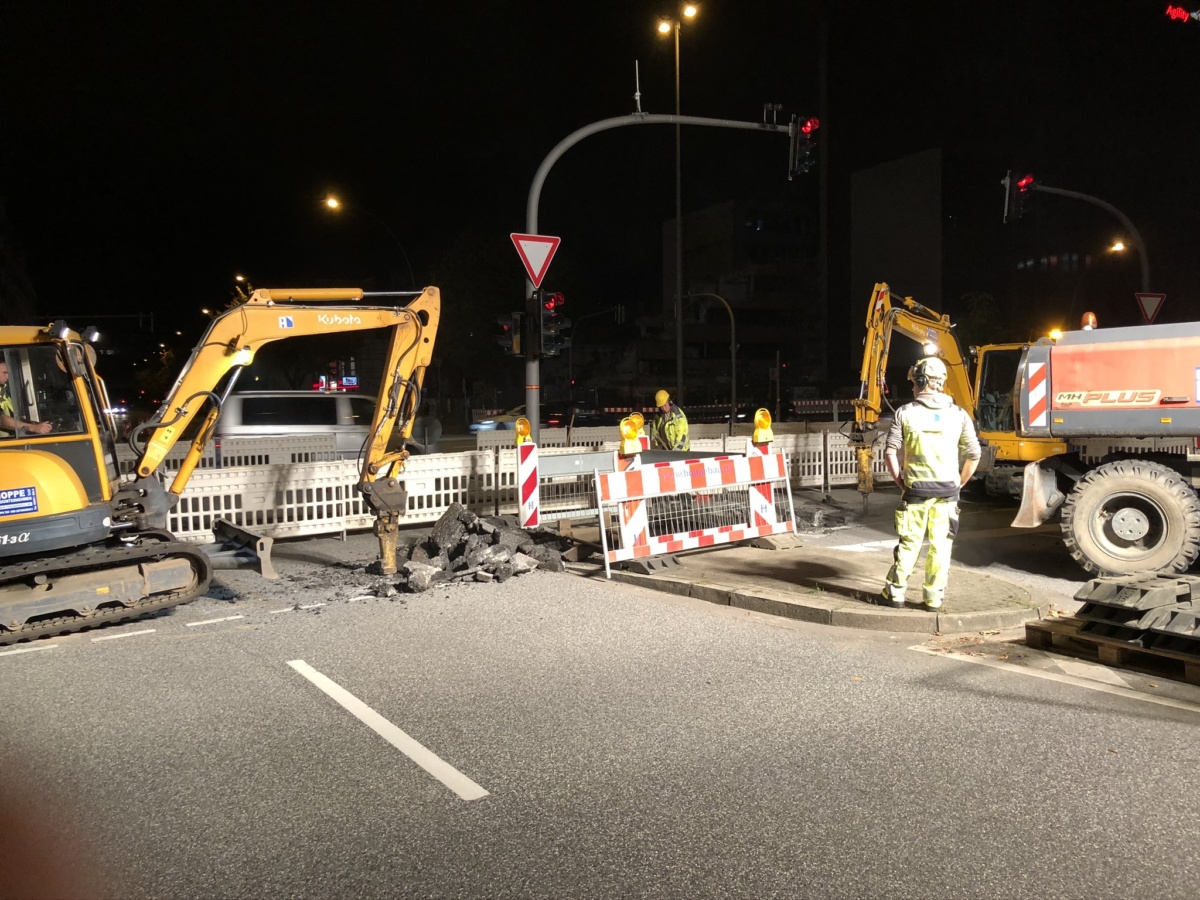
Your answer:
[596,452,795,576]
[518,442,539,526]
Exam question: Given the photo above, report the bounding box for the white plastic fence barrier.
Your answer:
[596,451,796,577]
[116,428,895,544]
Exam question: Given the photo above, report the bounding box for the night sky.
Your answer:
[3,1,1198,386]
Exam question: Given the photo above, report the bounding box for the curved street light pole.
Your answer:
[1031,184,1150,294]
[323,196,416,290]
[523,112,789,442]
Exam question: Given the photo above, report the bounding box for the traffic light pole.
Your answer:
[1029,184,1150,294]
[523,112,795,443]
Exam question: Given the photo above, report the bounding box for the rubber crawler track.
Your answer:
[0,540,213,646]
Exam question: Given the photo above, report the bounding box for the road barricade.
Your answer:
[595,451,796,578]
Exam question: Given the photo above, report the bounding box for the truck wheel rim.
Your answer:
[1095,492,1166,555]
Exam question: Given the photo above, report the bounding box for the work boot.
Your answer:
[922,598,944,612]
[876,590,904,609]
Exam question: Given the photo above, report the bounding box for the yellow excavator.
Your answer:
[849,282,1066,501]
[0,286,440,644]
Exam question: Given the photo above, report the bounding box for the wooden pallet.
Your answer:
[1025,617,1200,686]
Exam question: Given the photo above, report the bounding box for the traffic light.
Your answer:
[788,115,820,180]
[497,312,524,356]
[1002,170,1035,223]
[540,291,572,357]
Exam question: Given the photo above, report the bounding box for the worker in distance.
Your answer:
[651,389,689,451]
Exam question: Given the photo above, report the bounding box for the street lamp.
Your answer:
[657,4,698,403]
[321,194,416,289]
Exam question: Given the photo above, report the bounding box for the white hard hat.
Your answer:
[911,356,948,383]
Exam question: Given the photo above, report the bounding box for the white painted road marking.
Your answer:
[287,659,489,802]
[270,603,326,614]
[910,644,1200,715]
[92,629,156,643]
[828,540,894,553]
[186,615,245,628]
[1056,658,1133,687]
[0,644,59,658]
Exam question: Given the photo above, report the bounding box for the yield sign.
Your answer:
[1135,292,1166,325]
[510,233,560,288]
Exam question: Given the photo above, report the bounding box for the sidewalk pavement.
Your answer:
[568,487,1047,635]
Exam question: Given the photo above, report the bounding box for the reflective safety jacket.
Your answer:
[885,391,980,499]
[652,403,690,451]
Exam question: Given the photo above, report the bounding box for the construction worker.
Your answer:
[0,359,52,436]
[879,356,980,611]
[651,389,689,451]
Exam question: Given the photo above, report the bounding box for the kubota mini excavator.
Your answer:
[0,286,440,644]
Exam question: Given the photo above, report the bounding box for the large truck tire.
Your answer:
[1061,459,1200,576]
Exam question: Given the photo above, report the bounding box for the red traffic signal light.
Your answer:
[543,292,565,311]
[800,117,820,135]
[1016,173,1035,192]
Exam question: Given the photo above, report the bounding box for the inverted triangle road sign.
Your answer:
[1135,292,1166,325]
[510,233,561,288]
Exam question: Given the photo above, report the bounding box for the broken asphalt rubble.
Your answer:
[384,502,569,593]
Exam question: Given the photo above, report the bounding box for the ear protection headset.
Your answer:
[909,356,948,390]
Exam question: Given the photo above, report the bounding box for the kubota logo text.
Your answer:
[317,313,362,326]
[1055,390,1160,406]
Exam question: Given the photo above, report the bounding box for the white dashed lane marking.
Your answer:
[288,659,489,802]
[91,629,156,643]
[186,615,245,628]
[0,644,60,658]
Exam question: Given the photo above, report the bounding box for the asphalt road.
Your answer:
[4,542,1200,899]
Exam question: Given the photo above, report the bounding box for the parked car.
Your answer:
[214,390,404,458]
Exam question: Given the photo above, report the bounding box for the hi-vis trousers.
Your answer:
[881,496,960,606]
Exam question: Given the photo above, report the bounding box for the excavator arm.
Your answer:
[134,287,440,487]
[131,286,441,572]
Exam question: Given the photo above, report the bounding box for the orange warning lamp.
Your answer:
[1081,311,1097,330]
[629,412,645,434]
[1048,327,1063,342]
[514,416,532,445]
[619,416,642,456]
[752,408,774,444]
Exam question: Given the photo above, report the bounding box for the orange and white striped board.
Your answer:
[597,452,794,576]
[518,442,539,527]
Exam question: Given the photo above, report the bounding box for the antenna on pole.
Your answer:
[633,59,643,114]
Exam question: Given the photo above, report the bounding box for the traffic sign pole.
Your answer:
[512,233,562,443]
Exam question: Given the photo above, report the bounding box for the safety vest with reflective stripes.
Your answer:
[888,394,979,499]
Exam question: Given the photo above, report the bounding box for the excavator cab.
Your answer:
[972,344,1021,434]
[0,334,122,560]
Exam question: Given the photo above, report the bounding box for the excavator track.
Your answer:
[0,538,213,646]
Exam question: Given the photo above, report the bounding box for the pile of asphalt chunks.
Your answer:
[393,501,569,593]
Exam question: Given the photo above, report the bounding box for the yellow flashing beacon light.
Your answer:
[619,416,643,456]
[752,408,774,444]
[514,416,532,445]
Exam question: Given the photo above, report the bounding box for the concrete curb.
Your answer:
[568,547,1043,635]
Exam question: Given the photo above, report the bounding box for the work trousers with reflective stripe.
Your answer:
[882,496,959,605]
